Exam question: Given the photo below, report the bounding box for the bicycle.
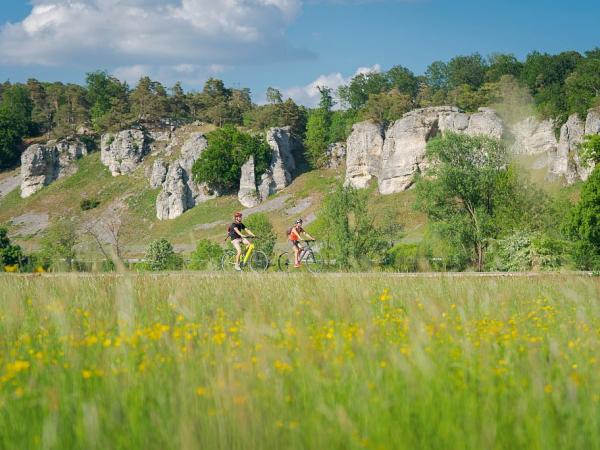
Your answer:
[278,240,324,273]
[221,236,269,272]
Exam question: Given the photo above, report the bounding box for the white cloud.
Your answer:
[283,64,381,107]
[0,0,311,76]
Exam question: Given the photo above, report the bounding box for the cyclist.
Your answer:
[229,212,256,271]
[289,219,315,268]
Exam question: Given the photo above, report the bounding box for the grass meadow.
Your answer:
[0,273,599,449]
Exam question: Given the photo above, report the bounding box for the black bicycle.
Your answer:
[277,240,324,273]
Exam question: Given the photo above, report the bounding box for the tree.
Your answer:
[567,166,600,269]
[359,89,412,123]
[565,59,600,117]
[192,125,272,193]
[425,61,449,91]
[169,82,189,123]
[0,84,32,168]
[579,134,600,165]
[485,53,523,83]
[305,86,333,168]
[447,53,488,89]
[415,133,513,271]
[0,227,23,269]
[387,65,419,99]
[40,220,78,271]
[338,72,389,110]
[86,71,131,131]
[188,239,223,270]
[319,184,388,269]
[245,213,276,257]
[130,76,168,123]
[145,238,182,271]
[266,87,283,104]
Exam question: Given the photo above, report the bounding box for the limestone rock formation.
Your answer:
[155,132,215,220]
[549,114,590,183]
[344,121,385,189]
[345,106,506,194]
[20,138,88,198]
[326,142,347,168]
[238,156,260,208]
[510,117,557,155]
[149,159,168,189]
[586,108,600,135]
[101,130,150,176]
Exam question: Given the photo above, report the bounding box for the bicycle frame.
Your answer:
[242,242,255,265]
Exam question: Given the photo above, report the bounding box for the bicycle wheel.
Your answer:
[278,252,292,272]
[249,250,269,272]
[220,251,238,272]
[304,250,324,273]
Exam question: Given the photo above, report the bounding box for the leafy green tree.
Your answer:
[0,227,23,268]
[86,71,131,131]
[359,89,412,123]
[329,109,359,143]
[245,213,277,257]
[53,84,89,137]
[130,76,168,123]
[565,59,600,117]
[338,72,389,110]
[26,78,53,135]
[579,134,600,165]
[168,82,189,123]
[387,65,419,99]
[0,84,32,168]
[425,61,449,91]
[305,87,333,168]
[188,239,223,270]
[243,99,307,138]
[485,53,523,82]
[40,220,78,270]
[567,166,600,269]
[319,184,388,270]
[415,133,513,271]
[145,238,182,271]
[192,125,272,193]
[447,53,488,89]
[266,87,283,104]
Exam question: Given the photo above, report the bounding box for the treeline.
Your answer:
[1,48,600,169]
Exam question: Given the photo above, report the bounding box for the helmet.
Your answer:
[295,219,303,224]
[234,212,243,218]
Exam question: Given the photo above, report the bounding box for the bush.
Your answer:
[145,238,182,271]
[486,231,568,271]
[189,240,223,270]
[192,125,272,193]
[0,227,24,270]
[244,213,277,257]
[383,242,433,272]
[80,198,100,211]
[39,220,77,271]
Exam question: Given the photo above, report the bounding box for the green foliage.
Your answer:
[565,59,600,117]
[383,242,432,272]
[130,76,168,123]
[86,71,131,132]
[579,134,600,165]
[188,239,223,270]
[243,99,307,138]
[487,231,568,271]
[415,133,513,271]
[567,166,600,269]
[80,198,101,211]
[244,213,276,257]
[359,89,413,123]
[320,184,388,270]
[192,125,272,193]
[329,109,359,142]
[39,220,78,270]
[447,53,487,89]
[145,238,182,271]
[0,84,33,168]
[305,109,330,168]
[0,227,23,268]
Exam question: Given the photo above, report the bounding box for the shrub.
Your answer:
[486,231,568,271]
[39,220,77,271]
[383,242,433,272]
[189,239,223,270]
[145,238,182,271]
[244,213,276,257]
[0,227,24,269]
[80,198,100,211]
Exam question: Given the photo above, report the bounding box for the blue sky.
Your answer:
[0,0,598,106]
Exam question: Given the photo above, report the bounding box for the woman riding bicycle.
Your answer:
[289,219,315,268]
[230,212,256,271]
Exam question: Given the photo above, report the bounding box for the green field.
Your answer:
[1,273,599,449]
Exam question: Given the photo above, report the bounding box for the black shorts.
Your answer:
[290,240,301,249]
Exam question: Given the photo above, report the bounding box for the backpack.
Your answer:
[286,226,293,236]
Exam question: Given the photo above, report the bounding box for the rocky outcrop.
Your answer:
[510,117,557,155]
[149,159,168,189]
[155,132,216,220]
[349,106,505,194]
[344,121,385,189]
[549,114,591,183]
[586,108,600,135]
[235,127,300,206]
[326,142,347,169]
[101,130,150,176]
[20,138,88,198]
[238,156,260,208]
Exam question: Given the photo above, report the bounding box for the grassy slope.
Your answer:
[0,150,427,257]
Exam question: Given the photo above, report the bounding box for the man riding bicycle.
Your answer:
[229,212,256,271]
[289,219,315,268]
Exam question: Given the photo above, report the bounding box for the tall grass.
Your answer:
[0,273,599,449]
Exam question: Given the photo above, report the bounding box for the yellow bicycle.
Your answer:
[220,237,269,272]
